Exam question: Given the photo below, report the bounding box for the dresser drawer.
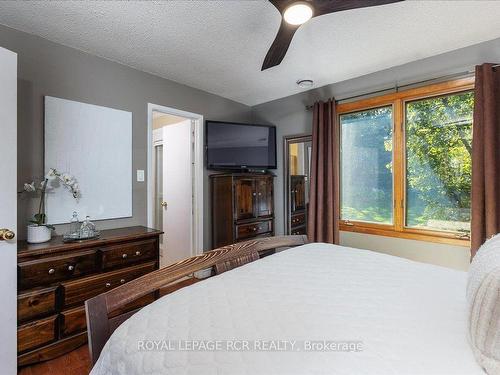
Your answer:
[236,220,273,240]
[60,306,86,337]
[18,315,57,353]
[18,249,97,289]
[101,239,156,270]
[61,261,156,308]
[291,212,306,227]
[291,226,307,235]
[60,293,156,337]
[18,286,57,323]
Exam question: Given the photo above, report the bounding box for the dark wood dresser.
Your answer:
[290,175,307,235]
[17,226,161,367]
[211,173,274,248]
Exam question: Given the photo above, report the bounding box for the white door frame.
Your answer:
[147,103,204,257]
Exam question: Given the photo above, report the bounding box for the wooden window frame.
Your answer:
[337,77,475,246]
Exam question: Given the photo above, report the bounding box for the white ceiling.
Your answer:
[1,1,500,106]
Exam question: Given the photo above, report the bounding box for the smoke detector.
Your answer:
[297,79,314,88]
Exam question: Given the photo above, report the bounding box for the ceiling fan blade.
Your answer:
[261,20,299,71]
[263,0,404,70]
[314,0,404,17]
[268,0,291,13]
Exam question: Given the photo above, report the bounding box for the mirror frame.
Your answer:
[283,134,312,235]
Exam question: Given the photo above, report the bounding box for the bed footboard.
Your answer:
[85,235,309,365]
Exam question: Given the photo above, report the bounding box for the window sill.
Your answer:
[339,222,470,247]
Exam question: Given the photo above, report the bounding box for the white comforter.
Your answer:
[91,243,483,375]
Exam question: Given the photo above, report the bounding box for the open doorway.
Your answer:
[147,104,203,267]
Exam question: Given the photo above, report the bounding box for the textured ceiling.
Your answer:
[1,1,500,106]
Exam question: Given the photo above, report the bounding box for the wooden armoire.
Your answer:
[211,173,274,248]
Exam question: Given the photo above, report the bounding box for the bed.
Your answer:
[87,236,485,375]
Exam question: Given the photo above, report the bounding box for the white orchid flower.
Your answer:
[61,173,74,185]
[24,182,36,192]
[45,168,58,180]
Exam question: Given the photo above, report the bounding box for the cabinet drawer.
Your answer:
[18,249,97,289]
[291,212,306,227]
[60,293,156,337]
[236,220,273,240]
[60,306,86,337]
[61,261,156,308]
[291,226,307,235]
[101,239,156,270]
[18,286,57,323]
[18,315,57,353]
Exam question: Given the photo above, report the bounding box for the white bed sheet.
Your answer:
[91,243,484,375]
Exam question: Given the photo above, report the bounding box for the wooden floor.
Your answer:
[18,277,201,374]
[18,345,90,375]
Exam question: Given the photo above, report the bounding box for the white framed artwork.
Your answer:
[44,96,132,224]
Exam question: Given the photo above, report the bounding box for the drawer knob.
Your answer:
[252,192,256,196]
[122,253,128,259]
[48,268,55,275]
[68,265,75,271]
[253,227,257,231]
[135,251,141,256]
[120,279,126,284]
[105,282,111,288]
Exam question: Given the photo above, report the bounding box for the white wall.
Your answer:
[340,232,470,270]
[252,37,500,270]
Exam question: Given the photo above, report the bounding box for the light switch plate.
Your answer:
[136,169,145,182]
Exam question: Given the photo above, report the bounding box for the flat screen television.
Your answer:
[206,120,277,170]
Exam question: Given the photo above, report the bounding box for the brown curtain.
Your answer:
[471,63,500,257]
[307,99,339,243]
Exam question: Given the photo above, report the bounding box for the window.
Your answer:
[340,106,393,224]
[338,78,474,245]
[405,92,473,233]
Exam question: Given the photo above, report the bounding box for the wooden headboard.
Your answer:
[85,235,309,365]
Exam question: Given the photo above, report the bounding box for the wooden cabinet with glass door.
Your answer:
[211,173,275,249]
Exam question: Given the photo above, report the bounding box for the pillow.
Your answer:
[467,234,500,374]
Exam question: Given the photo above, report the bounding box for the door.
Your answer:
[0,46,17,374]
[256,177,273,218]
[162,120,193,265]
[234,178,256,220]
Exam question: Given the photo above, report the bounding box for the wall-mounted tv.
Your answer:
[206,120,277,170]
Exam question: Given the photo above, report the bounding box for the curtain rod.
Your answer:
[305,69,478,111]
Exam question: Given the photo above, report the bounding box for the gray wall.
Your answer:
[252,37,500,270]
[4,20,500,265]
[0,24,252,249]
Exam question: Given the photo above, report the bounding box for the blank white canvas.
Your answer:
[44,96,132,224]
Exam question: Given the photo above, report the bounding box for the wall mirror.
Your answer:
[283,134,312,235]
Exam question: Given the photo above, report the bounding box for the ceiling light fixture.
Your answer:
[297,79,314,88]
[283,2,314,25]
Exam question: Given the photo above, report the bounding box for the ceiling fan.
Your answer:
[262,0,404,71]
